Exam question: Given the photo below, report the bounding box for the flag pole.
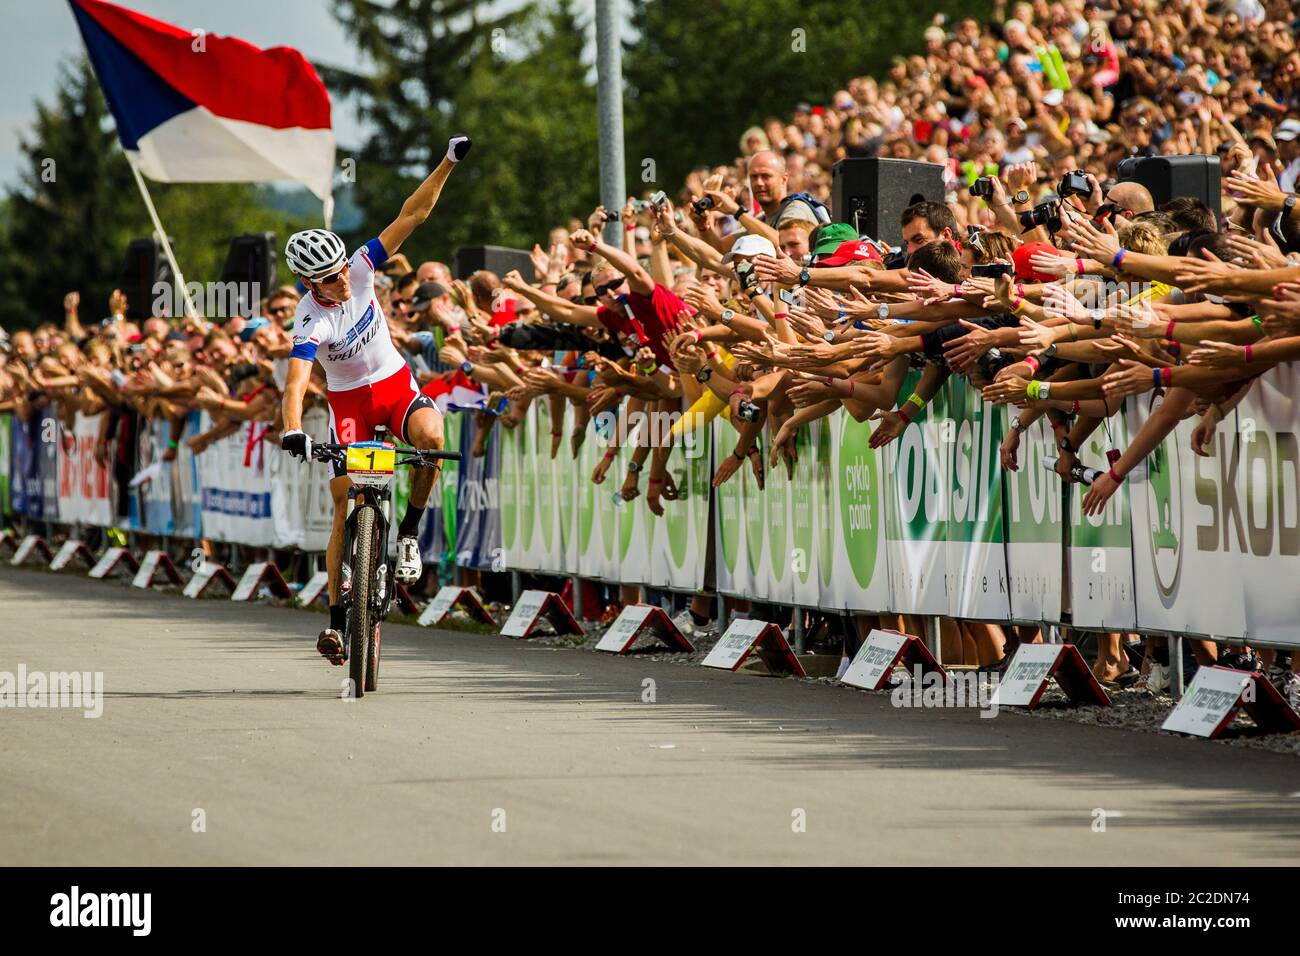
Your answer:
[125,153,202,325]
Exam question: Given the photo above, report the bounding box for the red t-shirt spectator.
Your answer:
[595,283,688,369]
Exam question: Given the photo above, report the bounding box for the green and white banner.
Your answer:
[1067,403,1135,631]
[1128,395,1246,638]
[1002,410,1065,622]
[498,366,1300,648]
[502,400,709,592]
[1127,364,1299,645]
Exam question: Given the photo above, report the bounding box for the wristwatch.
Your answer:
[1010,417,1026,432]
[695,366,713,383]
[798,266,811,287]
[877,303,891,321]
[822,330,836,343]
[627,460,642,474]
[1089,309,1104,330]
[1013,190,1030,205]
[460,360,473,374]
[1040,343,1058,360]
[1283,194,1297,218]
[1058,434,1075,453]
[1039,381,1053,399]
[720,308,736,325]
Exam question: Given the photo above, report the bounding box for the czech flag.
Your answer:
[69,0,334,203]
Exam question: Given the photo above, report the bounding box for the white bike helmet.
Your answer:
[285,229,347,280]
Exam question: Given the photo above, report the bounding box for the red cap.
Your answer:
[488,296,518,327]
[1012,241,1060,282]
[816,240,882,267]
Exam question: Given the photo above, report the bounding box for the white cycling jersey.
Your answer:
[289,238,407,392]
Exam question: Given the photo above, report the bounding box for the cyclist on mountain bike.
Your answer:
[279,135,472,664]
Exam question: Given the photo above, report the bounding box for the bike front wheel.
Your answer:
[347,505,380,698]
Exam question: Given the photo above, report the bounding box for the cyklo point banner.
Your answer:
[497,367,1300,650]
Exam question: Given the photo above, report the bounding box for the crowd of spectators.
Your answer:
[4,0,1300,700]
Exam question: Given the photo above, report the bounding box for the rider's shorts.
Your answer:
[325,365,437,477]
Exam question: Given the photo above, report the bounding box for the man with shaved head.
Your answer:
[701,150,825,254]
[746,150,790,220]
[1104,181,1155,220]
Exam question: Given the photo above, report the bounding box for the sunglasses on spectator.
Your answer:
[595,279,624,296]
[580,295,599,305]
[268,303,294,314]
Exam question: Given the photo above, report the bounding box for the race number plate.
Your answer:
[346,442,396,485]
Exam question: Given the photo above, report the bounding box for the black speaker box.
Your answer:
[219,232,278,317]
[452,245,534,280]
[1116,154,1221,224]
[831,158,946,247]
[115,237,174,320]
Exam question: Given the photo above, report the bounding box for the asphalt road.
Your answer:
[1,565,1298,865]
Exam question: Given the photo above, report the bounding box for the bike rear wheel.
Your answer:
[347,505,379,698]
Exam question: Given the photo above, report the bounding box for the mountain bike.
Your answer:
[311,425,461,698]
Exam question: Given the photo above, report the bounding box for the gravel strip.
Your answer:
[502,611,1300,758]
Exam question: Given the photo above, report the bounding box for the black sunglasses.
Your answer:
[580,295,599,305]
[595,279,624,296]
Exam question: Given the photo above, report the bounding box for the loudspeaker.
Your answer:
[1116,154,1221,224]
[453,245,534,280]
[219,232,278,317]
[831,158,946,247]
[115,237,174,320]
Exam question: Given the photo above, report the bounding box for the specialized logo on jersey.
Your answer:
[328,302,380,361]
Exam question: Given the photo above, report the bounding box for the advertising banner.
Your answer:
[58,412,114,527]
[195,412,274,546]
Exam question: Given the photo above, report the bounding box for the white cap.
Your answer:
[1276,118,1300,142]
[722,233,778,263]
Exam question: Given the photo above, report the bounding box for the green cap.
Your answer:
[812,222,860,257]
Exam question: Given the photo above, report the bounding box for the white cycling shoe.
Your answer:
[395,535,422,584]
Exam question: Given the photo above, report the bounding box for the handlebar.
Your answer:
[309,442,462,465]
